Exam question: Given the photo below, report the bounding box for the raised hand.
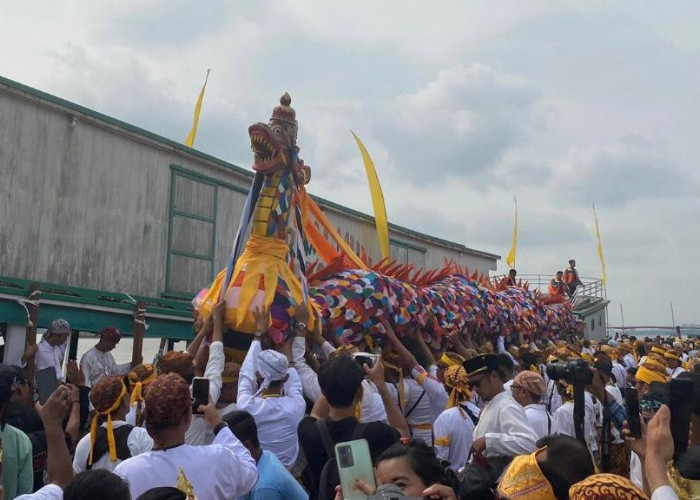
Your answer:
[379,317,398,342]
[66,360,85,386]
[294,302,310,325]
[364,355,385,386]
[212,300,227,322]
[253,305,271,335]
[36,385,71,426]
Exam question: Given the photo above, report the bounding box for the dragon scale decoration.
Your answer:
[195,94,581,353]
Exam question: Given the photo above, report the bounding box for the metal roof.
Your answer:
[0,275,194,340]
[0,74,500,261]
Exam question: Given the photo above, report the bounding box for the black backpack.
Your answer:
[316,419,367,500]
[86,424,134,470]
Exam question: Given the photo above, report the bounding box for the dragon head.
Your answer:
[249,93,310,186]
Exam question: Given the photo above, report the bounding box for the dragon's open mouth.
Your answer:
[249,124,286,172]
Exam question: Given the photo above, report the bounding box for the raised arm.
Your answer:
[203,301,226,405]
[237,306,269,408]
[292,304,322,401]
[365,356,409,437]
[37,385,75,489]
[380,318,419,372]
[447,331,471,360]
[412,326,437,367]
[186,315,213,359]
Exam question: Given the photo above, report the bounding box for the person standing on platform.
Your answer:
[80,327,132,388]
[505,269,517,286]
[563,260,583,297]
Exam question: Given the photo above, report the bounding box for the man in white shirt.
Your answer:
[23,319,71,381]
[619,343,638,369]
[467,354,537,476]
[290,314,387,424]
[433,365,480,471]
[157,301,225,446]
[552,381,595,453]
[73,375,153,473]
[382,319,444,445]
[511,371,551,440]
[664,349,686,379]
[80,327,131,387]
[114,373,257,499]
[237,306,306,469]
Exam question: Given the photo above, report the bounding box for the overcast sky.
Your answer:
[2,1,698,327]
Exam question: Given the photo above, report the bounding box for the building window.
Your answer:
[165,171,217,296]
[599,315,602,327]
[389,239,426,266]
[590,319,595,331]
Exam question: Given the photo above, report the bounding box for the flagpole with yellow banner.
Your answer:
[593,203,607,286]
[185,69,210,148]
[505,195,518,269]
[351,132,390,261]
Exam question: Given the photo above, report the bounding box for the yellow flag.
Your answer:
[505,195,517,269]
[593,204,607,285]
[185,69,210,148]
[352,132,390,260]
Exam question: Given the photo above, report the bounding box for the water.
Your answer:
[75,337,188,366]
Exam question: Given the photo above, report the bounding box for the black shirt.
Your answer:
[298,416,400,496]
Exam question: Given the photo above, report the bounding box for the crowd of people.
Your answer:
[1,302,699,500]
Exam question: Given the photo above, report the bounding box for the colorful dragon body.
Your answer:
[196,94,580,351]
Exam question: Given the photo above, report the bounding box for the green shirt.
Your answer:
[0,424,34,499]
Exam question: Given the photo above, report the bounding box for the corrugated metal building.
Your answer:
[0,75,499,305]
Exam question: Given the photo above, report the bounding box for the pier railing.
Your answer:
[492,273,606,308]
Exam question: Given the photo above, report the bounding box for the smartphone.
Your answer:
[667,378,693,460]
[35,367,58,405]
[335,439,376,500]
[352,352,378,369]
[624,387,642,438]
[191,377,210,415]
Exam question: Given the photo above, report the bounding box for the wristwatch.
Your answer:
[296,322,308,331]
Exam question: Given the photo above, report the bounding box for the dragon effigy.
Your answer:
[196,94,580,351]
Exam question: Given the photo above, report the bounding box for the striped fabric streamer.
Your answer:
[219,172,264,301]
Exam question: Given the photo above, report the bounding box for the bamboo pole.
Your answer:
[24,285,40,381]
[131,301,146,367]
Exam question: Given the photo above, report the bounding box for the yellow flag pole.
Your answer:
[185,69,210,148]
[351,132,390,260]
[505,195,518,269]
[593,204,607,285]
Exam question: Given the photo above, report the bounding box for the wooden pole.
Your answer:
[24,285,40,381]
[131,301,145,367]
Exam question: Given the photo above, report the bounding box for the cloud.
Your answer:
[374,64,543,184]
[552,138,698,206]
[1,1,700,326]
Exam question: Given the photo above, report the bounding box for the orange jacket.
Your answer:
[563,268,579,285]
[549,278,565,296]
